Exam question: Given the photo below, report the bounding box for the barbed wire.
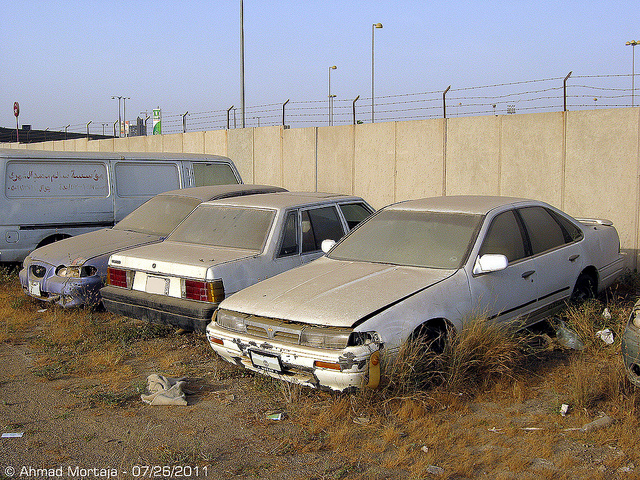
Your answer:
[44,73,638,135]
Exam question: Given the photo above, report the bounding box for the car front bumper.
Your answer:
[622,300,640,387]
[100,285,218,332]
[19,264,103,308]
[205,321,380,392]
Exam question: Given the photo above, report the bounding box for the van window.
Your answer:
[193,163,239,186]
[5,161,108,198]
[115,162,180,196]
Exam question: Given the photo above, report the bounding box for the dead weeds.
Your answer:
[3,265,640,478]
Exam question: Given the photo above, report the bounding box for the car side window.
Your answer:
[479,210,527,263]
[549,210,584,242]
[301,206,345,253]
[518,206,570,255]
[339,203,373,230]
[278,211,299,257]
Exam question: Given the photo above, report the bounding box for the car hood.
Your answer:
[110,241,259,279]
[28,229,161,266]
[220,256,455,327]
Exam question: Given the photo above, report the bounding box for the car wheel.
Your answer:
[571,273,595,303]
[411,322,449,355]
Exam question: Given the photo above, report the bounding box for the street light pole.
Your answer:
[123,97,130,137]
[240,0,246,128]
[329,65,337,126]
[371,22,383,123]
[111,96,122,137]
[627,40,639,107]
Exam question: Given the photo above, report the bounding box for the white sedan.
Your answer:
[206,196,625,392]
[101,192,373,331]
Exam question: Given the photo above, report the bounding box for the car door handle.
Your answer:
[569,254,580,262]
[522,270,535,279]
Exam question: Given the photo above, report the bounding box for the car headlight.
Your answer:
[300,326,352,349]
[216,310,249,333]
[632,307,640,329]
[347,331,378,346]
[56,265,98,278]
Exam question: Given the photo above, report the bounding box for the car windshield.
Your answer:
[167,205,275,251]
[113,195,202,236]
[328,209,483,269]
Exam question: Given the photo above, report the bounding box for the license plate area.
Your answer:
[250,350,283,373]
[146,275,169,295]
[29,280,41,297]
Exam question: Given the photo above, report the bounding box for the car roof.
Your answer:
[201,191,367,210]
[387,195,536,215]
[157,184,287,202]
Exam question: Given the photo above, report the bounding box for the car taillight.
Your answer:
[183,279,225,303]
[108,267,129,288]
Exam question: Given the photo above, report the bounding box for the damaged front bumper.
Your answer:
[19,263,103,308]
[205,321,381,392]
[622,300,640,387]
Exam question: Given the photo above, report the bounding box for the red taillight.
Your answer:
[107,267,128,288]
[184,279,224,303]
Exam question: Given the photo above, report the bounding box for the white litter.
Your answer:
[2,432,24,438]
[140,374,187,406]
[602,308,612,320]
[596,329,614,345]
[560,404,570,416]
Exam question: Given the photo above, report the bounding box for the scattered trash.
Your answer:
[37,309,47,313]
[522,427,544,431]
[488,427,504,434]
[421,445,429,453]
[426,465,444,475]
[140,374,187,406]
[596,329,614,345]
[1,432,24,438]
[352,416,371,425]
[618,463,635,473]
[581,414,614,432]
[602,308,612,320]
[266,411,285,421]
[553,319,585,350]
[560,404,570,416]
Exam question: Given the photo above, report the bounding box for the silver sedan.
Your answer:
[207,196,625,392]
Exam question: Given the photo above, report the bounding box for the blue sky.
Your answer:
[1,1,637,133]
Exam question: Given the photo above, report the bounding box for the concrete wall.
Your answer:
[4,107,640,267]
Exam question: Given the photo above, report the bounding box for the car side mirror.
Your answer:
[321,239,336,253]
[473,254,508,275]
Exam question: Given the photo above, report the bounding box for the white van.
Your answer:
[0,149,242,263]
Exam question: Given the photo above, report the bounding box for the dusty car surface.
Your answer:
[206,195,625,392]
[100,192,374,331]
[622,299,640,387]
[19,184,287,307]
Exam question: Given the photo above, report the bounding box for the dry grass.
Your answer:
[3,265,640,477]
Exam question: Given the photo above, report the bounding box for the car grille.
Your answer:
[30,265,47,278]
[243,316,302,344]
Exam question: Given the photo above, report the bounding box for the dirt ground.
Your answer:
[1,276,640,479]
[0,340,352,480]
[1,339,638,480]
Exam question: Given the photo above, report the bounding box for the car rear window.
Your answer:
[329,209,482,269]
[168,205,275,251]
[113,195,202,236]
